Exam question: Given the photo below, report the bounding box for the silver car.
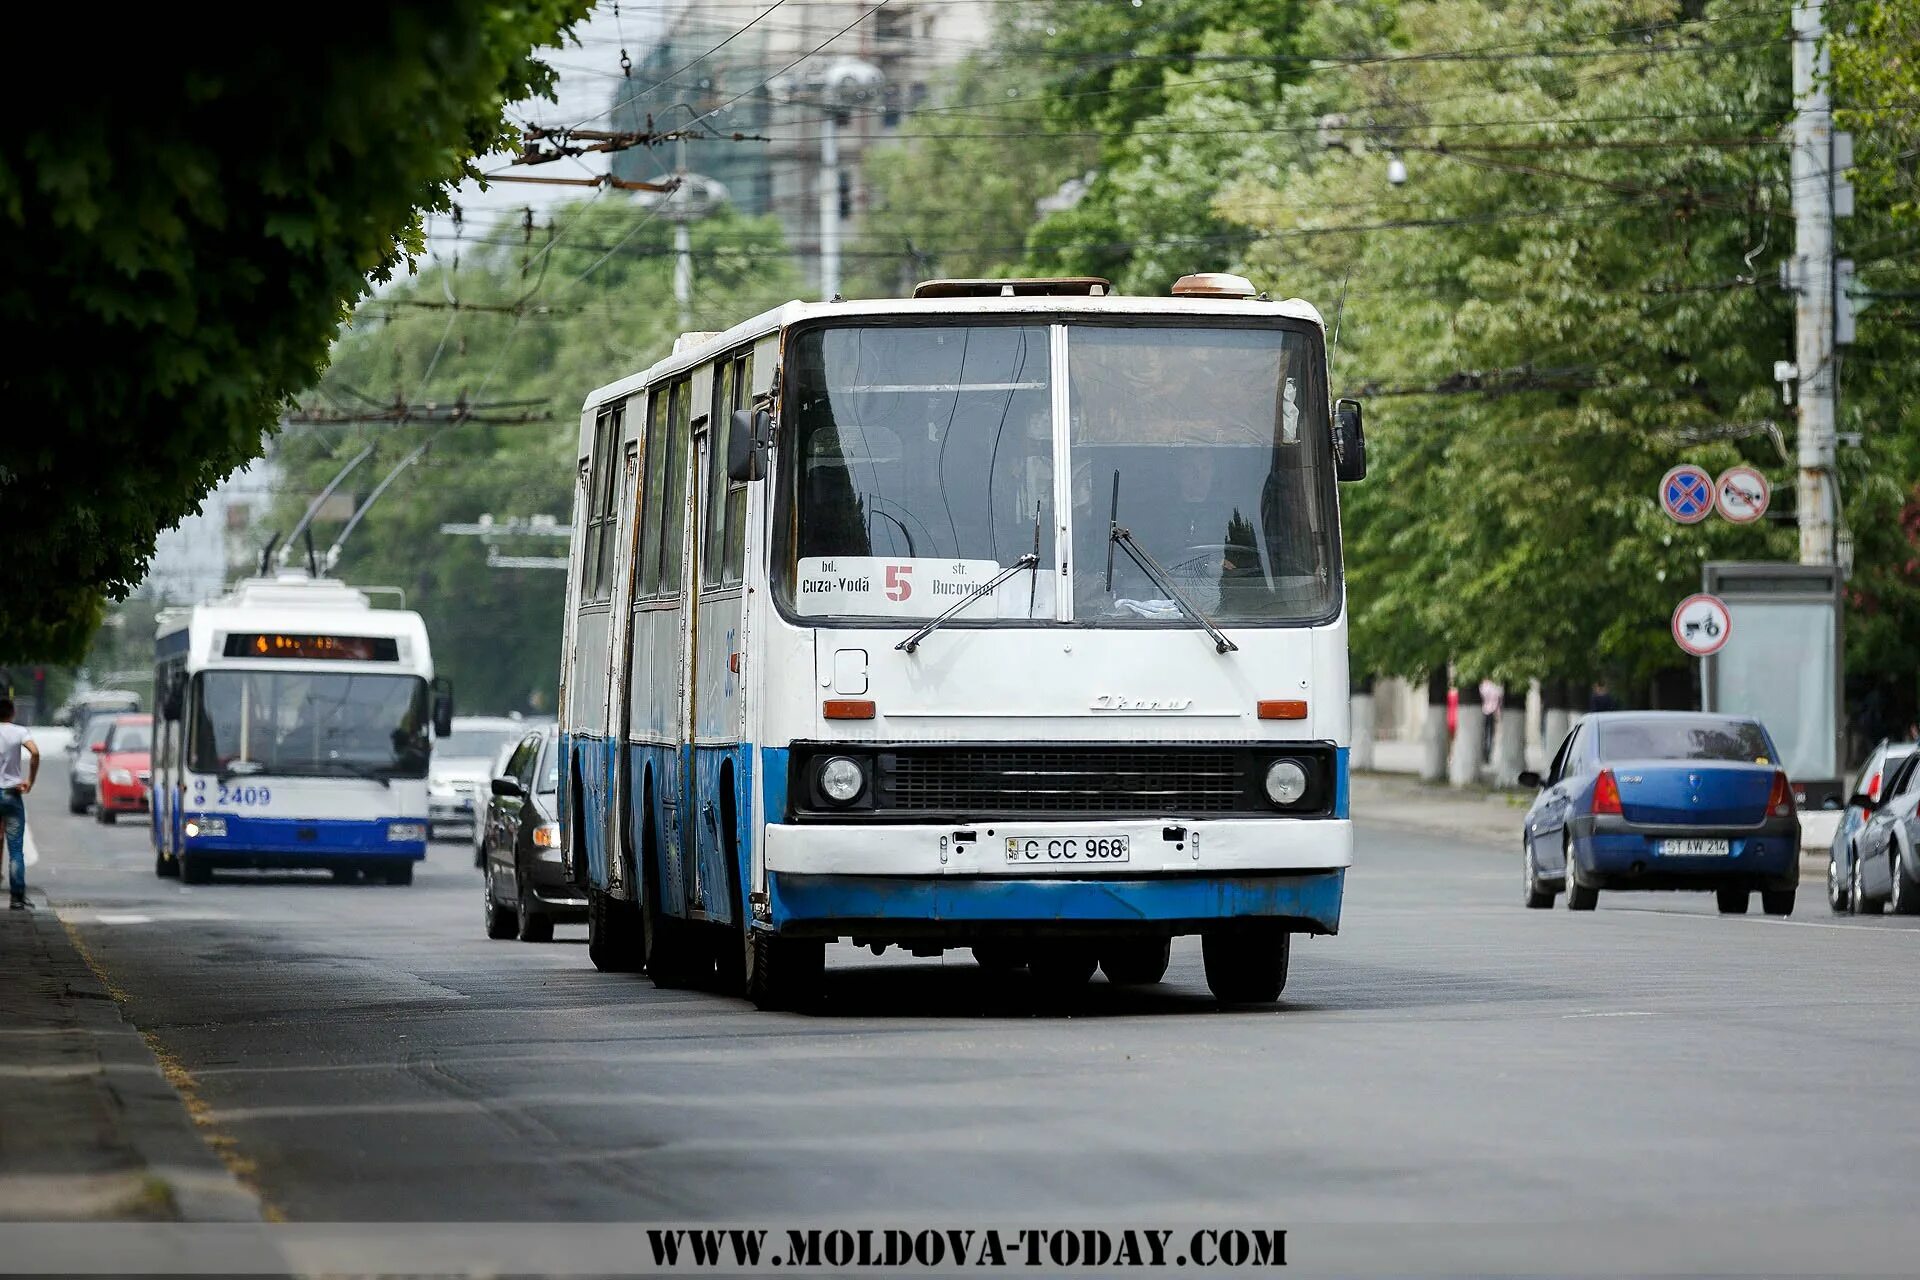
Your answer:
[67,710,124,814]
[427,717,528,841]
[1828,739,1918,912]
[1847,753,1920,915]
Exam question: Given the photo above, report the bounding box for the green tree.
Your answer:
[270,200,802,713]
[0,3,589,662]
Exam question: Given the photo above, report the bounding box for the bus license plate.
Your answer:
[1004,835,1130,865]
[1658,838,1730,857]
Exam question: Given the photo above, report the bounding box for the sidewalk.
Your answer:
[0,892,260,1223]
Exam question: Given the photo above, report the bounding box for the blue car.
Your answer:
[1520,712,1800,916]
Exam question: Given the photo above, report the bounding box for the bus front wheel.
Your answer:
[1202,929,1290,1005]
[748,932,824,1011]
[180,855,211,886]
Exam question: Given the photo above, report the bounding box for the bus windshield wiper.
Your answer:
[1107,524,1239,655]
[896,554,1040,654]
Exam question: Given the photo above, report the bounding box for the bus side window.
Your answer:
[639,388,669,598]
[585,405,623,601]
[704,357,734,587]
[660,378,691,597]
[725,354,751,581]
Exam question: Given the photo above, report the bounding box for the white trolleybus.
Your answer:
[560,273,1367,1008]
[151,572,453,885]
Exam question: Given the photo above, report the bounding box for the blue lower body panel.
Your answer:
[1573,829,1798,891]
[183,815,426,862]
[767,869,1344,938]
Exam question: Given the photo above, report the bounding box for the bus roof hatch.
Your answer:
[912,277,1112,299]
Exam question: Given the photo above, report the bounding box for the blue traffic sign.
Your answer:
[1660,465,1714,524]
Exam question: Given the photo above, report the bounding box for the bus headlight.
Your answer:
[184,817,227,839]
[818,756,866,804]
[387,823,427,842]
[1264,758,1310,807]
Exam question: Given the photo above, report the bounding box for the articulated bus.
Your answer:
[560,272,1367,1008]
[151,573,452,885]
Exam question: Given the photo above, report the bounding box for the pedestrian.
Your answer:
[1479,679,1502,762]
[0,697,42,909]
[1588,679,1619,714]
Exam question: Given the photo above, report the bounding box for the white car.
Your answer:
[427,717,528,841]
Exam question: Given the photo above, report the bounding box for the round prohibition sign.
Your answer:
[1660,465,1715,524]
[1715,465,1771,524]
[1671,593,1732,657]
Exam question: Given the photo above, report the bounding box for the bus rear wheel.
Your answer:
[587,889,646,972]
[1202,929,1290,1005]
[747,931,824,1011]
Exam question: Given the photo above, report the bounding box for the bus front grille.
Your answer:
[877,747,1248,816]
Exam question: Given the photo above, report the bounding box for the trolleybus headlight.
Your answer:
[387,822,427,843]
[1264,758,1310,807]
[184,817,227,839]
[818,756,866,804]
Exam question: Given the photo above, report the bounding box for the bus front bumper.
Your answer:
[762,819,1350,937]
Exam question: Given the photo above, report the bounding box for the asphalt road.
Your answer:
[22,750,1920,1255]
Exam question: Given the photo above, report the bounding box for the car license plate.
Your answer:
[1658,838,1730,857]
[1004,835,1130,865]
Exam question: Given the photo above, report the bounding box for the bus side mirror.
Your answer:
[1333,399,1367,482]
[727,408,771,483]
[431,678,455,738]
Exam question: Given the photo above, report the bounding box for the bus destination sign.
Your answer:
[221,633,400,661]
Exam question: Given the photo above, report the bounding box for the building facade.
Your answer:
[609,0,992,294]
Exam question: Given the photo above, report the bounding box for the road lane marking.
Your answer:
[91,913,154,925]
[1608,905,1920,934]
[1562,1011,1655,1019]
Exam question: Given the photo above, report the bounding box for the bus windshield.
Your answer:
[785,323,1055,621]
[188,670,430,780]
[781,321,1336,625]
[1069,326,1335,624]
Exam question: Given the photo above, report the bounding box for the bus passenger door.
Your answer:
[689,351,752,927]
[602,435,642,898]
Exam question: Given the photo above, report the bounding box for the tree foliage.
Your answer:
[862,0,1919,715]
[272,200,802,713]
[0,3,589,662]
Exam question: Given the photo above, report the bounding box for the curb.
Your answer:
[25,901,262,1223]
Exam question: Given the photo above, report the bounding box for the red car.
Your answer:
[92,714,153,825]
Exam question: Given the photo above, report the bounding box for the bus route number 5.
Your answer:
[885,564,913,601]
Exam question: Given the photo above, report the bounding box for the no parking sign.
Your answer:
[1660,465,1715,524]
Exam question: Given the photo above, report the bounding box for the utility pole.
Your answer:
[810,58,883,301]
[819,110,841,301]
[1790,0,1840,566]
[672,136,692,331]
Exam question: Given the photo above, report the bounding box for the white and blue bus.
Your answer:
[560,273,1366,1007]
[150,573,452,884]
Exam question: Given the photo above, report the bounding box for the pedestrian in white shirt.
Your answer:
[0,697,41,908]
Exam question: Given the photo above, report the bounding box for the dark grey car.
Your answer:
[481,727,585,942]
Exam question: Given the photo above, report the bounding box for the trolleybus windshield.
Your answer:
[188,670,430,780]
